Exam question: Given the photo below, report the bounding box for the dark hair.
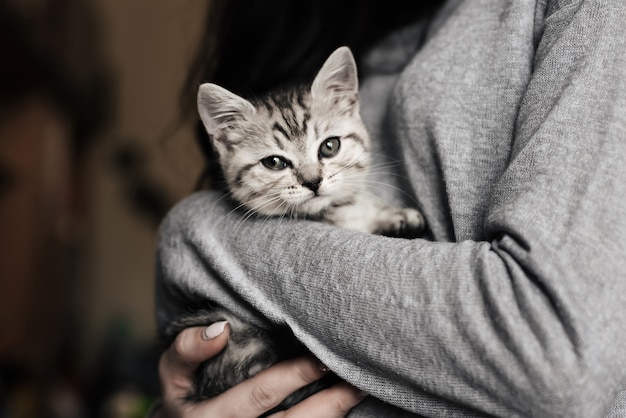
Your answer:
[184,0,445,188]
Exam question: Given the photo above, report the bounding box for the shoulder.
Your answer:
[541,0,626,25]
[534,0,626,62]
[158,191,229,241]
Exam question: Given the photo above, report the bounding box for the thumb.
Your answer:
[159,321,229,396]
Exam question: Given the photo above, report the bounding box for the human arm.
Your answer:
[156,1,626,416]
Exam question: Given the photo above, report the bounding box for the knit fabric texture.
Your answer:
[156,0,626,416]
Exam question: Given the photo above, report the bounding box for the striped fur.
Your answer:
[198,47,377,223]
[198,47,423,235]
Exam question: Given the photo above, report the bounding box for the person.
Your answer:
[155,0,626,416]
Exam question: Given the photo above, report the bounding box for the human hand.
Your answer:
[156,321,366,417]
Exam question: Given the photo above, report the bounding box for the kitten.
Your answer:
[164,47,424,411]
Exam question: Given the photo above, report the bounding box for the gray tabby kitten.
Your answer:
[165,47,424,410]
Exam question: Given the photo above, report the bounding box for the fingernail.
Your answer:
[318,361,330,373]
[202,321,228,340]
[358,390,369,398]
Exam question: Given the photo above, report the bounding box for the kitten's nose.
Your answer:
[303,177,322,193]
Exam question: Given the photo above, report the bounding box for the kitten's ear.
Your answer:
[197,83,255,136]
[311,46,358,100]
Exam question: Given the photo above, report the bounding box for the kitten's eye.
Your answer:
[261,156,289,170]
[319,137,341,158]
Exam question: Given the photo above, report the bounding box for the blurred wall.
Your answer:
[0,0,212,414]
[82,0,207,353]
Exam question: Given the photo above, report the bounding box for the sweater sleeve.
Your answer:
[156,1,626,416]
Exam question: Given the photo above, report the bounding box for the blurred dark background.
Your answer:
[0,0,207,416]
[0,0,442,415]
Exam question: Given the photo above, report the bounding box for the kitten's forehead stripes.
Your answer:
[272,135,286,150]
[278,104,308,140]
[255,88,311,142]
[272,122,290,141]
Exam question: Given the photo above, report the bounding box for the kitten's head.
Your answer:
[197,46,370,217]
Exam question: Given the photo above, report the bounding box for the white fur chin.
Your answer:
[248,195,331,218]
[296,196,333,216]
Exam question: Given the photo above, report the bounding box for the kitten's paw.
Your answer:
[379,208,425,239]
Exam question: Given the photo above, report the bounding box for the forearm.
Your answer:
[156,192,626,417]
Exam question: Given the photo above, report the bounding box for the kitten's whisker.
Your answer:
[274,200,291,226]
[230,193,284,233]
[360,180,418,205]
[328,145,373,174]
[368,146,407,165]
[357,187,407,209]
[226,199,254,218]
[330,147,404,180]
[340,168,411,190]
[367,161,404,172]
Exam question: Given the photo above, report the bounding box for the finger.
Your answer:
[270,381,367,418]
[196,356,329,417]
[159,321,229,398]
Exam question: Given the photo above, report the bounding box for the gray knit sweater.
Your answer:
[156,0,626,416]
